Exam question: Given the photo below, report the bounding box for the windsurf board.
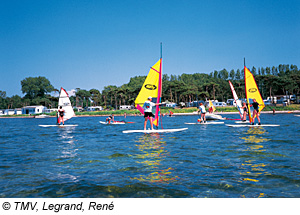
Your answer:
[39,124,78,127]
[184,122,224,125]
[122,128,188,134]
[226,124,279,127]
[99,121,125,125]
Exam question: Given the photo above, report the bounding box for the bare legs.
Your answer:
[252,110,261,124]
[144,117,153,130]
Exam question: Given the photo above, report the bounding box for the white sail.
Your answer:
[58,87,75,122]
[228,81,244,119]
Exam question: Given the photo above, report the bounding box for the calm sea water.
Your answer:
[0,113,299,198]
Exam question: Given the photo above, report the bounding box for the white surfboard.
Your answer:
[295,115,300,117]
[122,128,188,134]
[39,124,78,127]
[99,121,125,125]
[184,122,224,125]
[226,124,280,127]
[235,120,250,124]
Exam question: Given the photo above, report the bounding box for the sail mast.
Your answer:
[154,43,163,128]
[244,58,252,123]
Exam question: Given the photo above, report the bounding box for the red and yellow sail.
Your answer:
[135,58,162,127]
[244,66,265,122]
[208,100,216,112]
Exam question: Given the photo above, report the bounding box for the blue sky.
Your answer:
[1,0,299,96]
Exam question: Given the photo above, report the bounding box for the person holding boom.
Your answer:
[143,96,160,130]
[250,99,261,125]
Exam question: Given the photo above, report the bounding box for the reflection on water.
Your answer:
[1,114,299,197]
[240,127,270,144]
[239,127,269,197]
[55,127,79,182]
[57,127,77,159]
[131,134,179,183]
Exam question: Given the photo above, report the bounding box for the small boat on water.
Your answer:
[205,113,225,120]
[205,101,224,120]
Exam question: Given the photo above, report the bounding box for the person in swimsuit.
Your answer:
[106,114,114,124]
[250,99,261,125]
[198,102,206,123]
[143,96,158,130]
[242,102,248,121]
[57,106,65,125]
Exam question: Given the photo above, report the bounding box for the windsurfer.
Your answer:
[242,102,248,121]
[57,106,65,125]
[250,99,261,125]
[106,114,114,124]
[198,102,207,123]
[143,96,158,130]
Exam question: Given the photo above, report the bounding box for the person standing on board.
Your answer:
[198,102,207,123]
[57,106,65,125]
[242,102,248,121]
[250,99,261,125]
[143,96,157,130]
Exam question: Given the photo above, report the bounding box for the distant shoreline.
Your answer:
[1,110,299,119]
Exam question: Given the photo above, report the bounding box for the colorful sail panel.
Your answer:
[135,59,162,127]
[228,81,244,119]
[57,87,75,123]
[208,100,216,112]
[244,67,265,122]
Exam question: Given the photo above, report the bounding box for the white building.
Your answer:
[4,109,15,115]
[119,105,134,110]
[14,108,22,115]
[166,102,177,108]
[44,108,58,113]
[22,106,46,115]
[87,106,103,111]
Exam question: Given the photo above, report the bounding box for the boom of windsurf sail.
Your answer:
[244,66,265,123]
[57,87,75,123]
[134,58,162,127]
[228,81,244,119]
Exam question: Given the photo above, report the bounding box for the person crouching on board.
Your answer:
[250,99,261,125]
[106,114,114,124]
[242,102,248,121]
[198,103,206,123]
[143,96,158,130]
[57,106,65,125]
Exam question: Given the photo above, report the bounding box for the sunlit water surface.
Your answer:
[1,113,299,197]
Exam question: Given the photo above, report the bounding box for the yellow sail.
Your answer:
[135,59,162,127]
[208,100,216,112]
[244,66,265,122]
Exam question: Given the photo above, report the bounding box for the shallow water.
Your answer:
[0,113,299,197]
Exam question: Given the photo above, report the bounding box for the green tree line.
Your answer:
[1,64,299,110]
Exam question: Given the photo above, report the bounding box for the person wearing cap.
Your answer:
[143,96,156,130]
